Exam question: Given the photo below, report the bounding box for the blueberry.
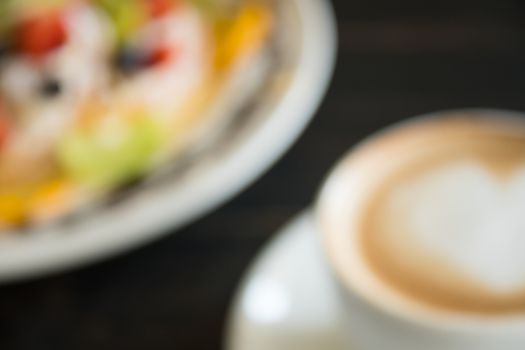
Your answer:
[40,78,62,98]
[0,41,11,59]
[115,46,146,73]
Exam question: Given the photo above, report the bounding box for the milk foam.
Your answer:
[382,162,525,293]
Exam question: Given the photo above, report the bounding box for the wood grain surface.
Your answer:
[2,0,525,348]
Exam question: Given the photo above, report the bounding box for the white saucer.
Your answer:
[225,211,347,350]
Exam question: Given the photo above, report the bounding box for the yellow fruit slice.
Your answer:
[29,179,74,223]
[0,193,26,228]
[215,3,272,71]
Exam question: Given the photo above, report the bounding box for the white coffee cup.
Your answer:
[315,109,525,350]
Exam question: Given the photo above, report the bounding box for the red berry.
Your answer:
[16,11,68,58]
[146,0,179,18]
[145,45,177,66]
[0,103,11,148]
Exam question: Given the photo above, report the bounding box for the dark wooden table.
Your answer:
[2,0,525,349]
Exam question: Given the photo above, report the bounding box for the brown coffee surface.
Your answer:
[359,115,525,314]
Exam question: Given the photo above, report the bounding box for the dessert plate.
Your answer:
[0,0,336,282]
[225,211,347,350]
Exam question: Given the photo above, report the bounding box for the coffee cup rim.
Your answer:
[315,108,525,333]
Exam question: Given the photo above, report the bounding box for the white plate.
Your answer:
[0,0,336,283]
[225,211,347,350]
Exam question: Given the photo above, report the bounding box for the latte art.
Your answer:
[356,115,525,314]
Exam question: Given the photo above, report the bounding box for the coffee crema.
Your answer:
[357,114,525,315]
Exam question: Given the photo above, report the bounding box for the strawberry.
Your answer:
[145,44,177,66]
[0,102,10,148]
[145,0,179,18]
[16,10,68,58]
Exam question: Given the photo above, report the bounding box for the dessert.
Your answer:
[0,0,272,228]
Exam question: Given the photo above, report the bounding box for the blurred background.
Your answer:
[2,0,525,348]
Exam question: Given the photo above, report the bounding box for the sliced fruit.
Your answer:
[95,0,147,44]
[15,9,67,57]
[190,0,231,18]
[146,0,180,18]
[0,178,72,227]
[58,114,165,189]
[116,44,178,72]
[214,3,272,70]
[145,44,178,67]
[29,179,74,222]
[0,0,69,32]
[0,193,26,228]
[0,102,10,149]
